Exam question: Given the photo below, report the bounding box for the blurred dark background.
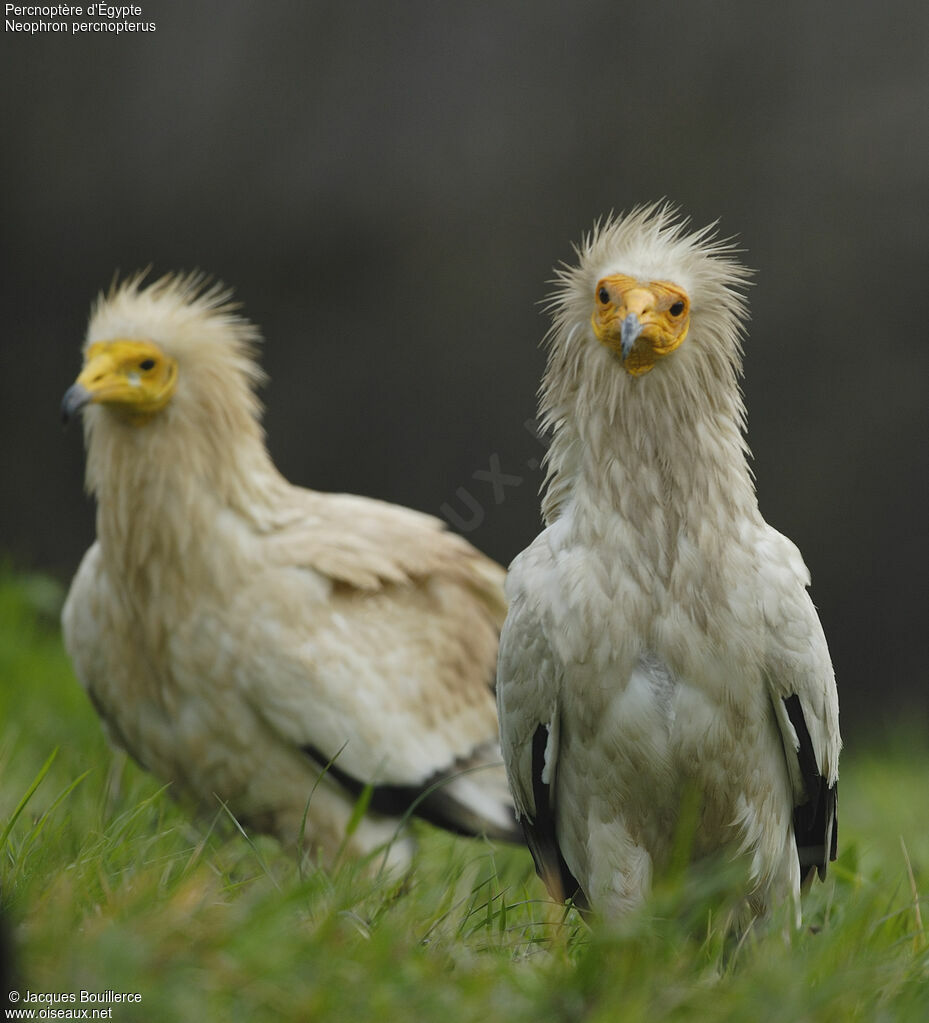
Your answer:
[2,1,927,734]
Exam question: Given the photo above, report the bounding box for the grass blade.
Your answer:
[0,746,58,853]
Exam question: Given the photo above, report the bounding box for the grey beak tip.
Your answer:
[61,383,90,425]
[620,313,644,360]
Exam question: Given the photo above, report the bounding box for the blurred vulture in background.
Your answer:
[61,273,519,870]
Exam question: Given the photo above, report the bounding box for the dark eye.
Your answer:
[139,359,156,371]
[669,301,685,317]
[598,287,610,304]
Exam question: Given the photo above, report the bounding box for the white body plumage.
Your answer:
[496,206,840,923]
[62,274,519,870]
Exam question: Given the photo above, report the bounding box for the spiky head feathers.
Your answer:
[65,272,266,436]
[87,272,264,391]
[545,203,752,400]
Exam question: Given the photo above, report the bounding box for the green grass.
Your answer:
[1,568,926,1021]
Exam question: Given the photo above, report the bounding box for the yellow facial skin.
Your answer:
[591,273,691,376]
[62,340,178,424]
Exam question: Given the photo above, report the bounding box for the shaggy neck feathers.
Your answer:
[540,345,755,528]
[539,207,759,601]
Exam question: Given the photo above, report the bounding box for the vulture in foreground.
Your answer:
[497,205,840,925]
[61,273,519,870]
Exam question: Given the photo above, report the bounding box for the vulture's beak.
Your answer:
[620,314,644,361]
[591,276,691,376]
[61,383,92,424]
[59,340,179,425]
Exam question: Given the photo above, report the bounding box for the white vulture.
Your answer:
[496,205,840,924]
[61,273,520,870]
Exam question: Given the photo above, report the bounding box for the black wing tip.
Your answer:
[301,744,522,843]
[782,696,838,880]
[525,833,589,913]
[525,724,587,908]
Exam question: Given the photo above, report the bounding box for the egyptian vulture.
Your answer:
[61,273,519,870]
[497,205,840,924]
